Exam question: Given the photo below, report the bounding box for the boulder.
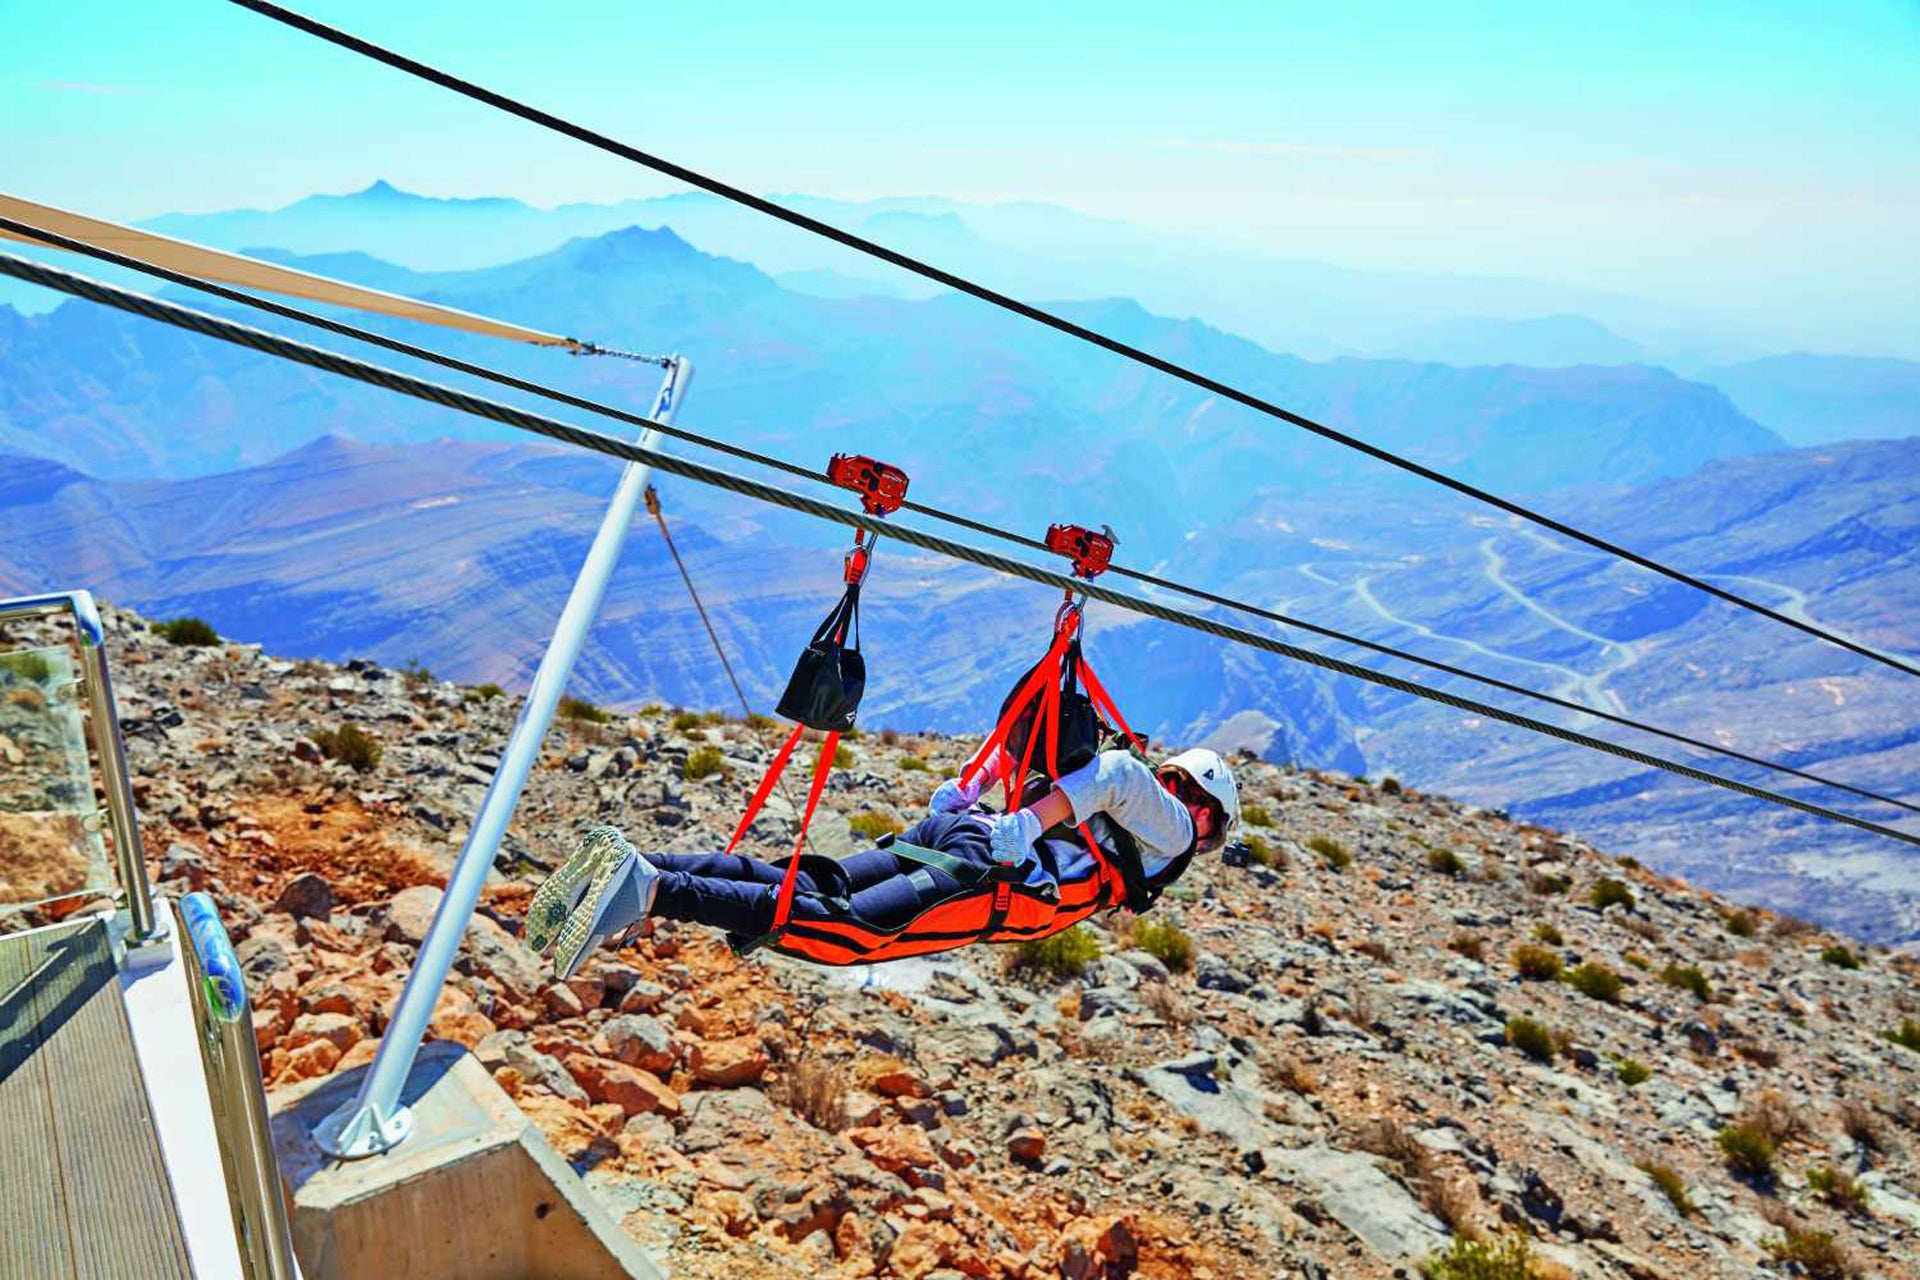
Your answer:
[275,872,334,921]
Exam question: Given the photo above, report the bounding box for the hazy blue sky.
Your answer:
[7,1,1917,350]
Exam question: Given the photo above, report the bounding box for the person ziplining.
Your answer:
[522,460,1242,976]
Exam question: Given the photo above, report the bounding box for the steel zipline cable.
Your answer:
[4,218,1911,820]
[222,0,1920,684]
[5,251,1915,850]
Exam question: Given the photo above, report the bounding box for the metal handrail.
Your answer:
[178,892,300,1280]
[0,589,161,943]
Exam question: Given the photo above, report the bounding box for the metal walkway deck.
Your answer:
[0,919,194,1280]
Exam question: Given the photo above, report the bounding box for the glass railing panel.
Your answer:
[0,643,113,913]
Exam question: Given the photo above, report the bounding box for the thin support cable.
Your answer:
[642,485,817,855]
[222,0,1920,683]
[5,219,1909,817]
[8,250,1913,849]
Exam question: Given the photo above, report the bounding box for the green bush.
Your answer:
[848,810,904,841]
[1616,1058,1651,1087]
[833,743,856,769]
[745,712,777,731]
[1426,847,1464,876]
[401,657,434,686]
[840,725,862,742]
[1638,1160,1694,1216]
[1512,945,1563,981]
[1884,1018,1920,1052]
[1661,964,1712,1000]
[1013,925,1099,979]
[1623,951,1652,971]
[1567,963,1623,1003]
[639,703,666,716]
[311,723,381,773]
[1378,776,1402,795]
[1242,802,1273,828]
[1244,833,1281,868]
[1723,909,1756,937]
[467,682,505,701]
[1716,1124,1777,1179]
[560,696,610,724]
[1617,855,1640,870]
[1590,878,1634,911]
[1308,835,1351,871]
[1762,1227,1855,1280]
[0,651,55,683]
[1820,945,1861,970]
[1506,1016,1558,1063]
[683,744,726,780]
[898,756,930,772]
[1134,919,1193,973]
[1424,1230,1537,1280]
[669,709,703,731]
[1807,1166,1870,1214]
[1532,922,1563,946]
[153,616,220,647]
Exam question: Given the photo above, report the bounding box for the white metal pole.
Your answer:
[316,356,691,1158]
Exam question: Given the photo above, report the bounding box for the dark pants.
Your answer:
[650,812,993,936]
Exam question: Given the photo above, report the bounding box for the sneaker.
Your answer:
[526,825,629,957]
[550,835,660,982]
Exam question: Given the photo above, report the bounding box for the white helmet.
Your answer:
[1158,748,1241,852]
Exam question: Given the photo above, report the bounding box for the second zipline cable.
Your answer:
[4,215,1908,817]
[6,248,1914,849]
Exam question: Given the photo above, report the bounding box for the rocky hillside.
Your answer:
[28,607,1920,1279]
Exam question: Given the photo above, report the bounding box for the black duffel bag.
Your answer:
[776,583,866,731]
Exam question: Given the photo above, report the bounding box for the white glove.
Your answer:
[929,774,985,816]
[990,809,1043,868]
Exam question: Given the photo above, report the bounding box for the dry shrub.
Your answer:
[1140,981,1193,1026]
[1348,1116,1431,1174]
[1446,933,1486,962]
[1617,915,1663,943]
[1742,1088,1810,1148]
[1838,1100,1885,1153]
[1263,1054,1319,1095]
[1356,937,1394,964]
[773,1054,848,1132]
[1772,913,1818,940]
[1735,1042,1781,1069]
[1763,1225,1858,1279]
[1806,1166,1871,1215]
[1308,920,1338,943]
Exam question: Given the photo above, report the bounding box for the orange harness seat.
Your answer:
[739,606,1186,966]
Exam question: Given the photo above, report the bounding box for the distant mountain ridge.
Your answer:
[0,224,1783,500]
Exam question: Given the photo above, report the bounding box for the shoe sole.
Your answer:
[549,829,640,982]
[525,825,627,957]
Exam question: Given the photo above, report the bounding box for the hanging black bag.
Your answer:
[776,583,866,731]
[995,638,1105,781]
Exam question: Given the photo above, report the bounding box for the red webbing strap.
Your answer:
[769,730,840,933]
[1036,662,1119,911]
[723,722,807,854]
[1077,656,1143,750]
[959,627,1073,791]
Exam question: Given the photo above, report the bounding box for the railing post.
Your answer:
[72,591,163,946]
[316,356,692,1158]
[180,893,301,1280]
